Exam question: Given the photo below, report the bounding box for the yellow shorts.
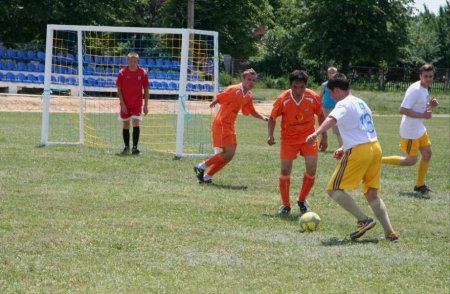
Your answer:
[400,132,431,156]
[327,141,382,194]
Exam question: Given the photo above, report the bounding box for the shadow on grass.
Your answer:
[398,191,430,199]
[262,213,299,222]
[321,237,379,246]
[204,182,248,190]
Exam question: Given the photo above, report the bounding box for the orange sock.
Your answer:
[297,173,315,202]
[207,160,228,177]
[205,153,225,167]
[382,156,402,165]
[279,176,291,207]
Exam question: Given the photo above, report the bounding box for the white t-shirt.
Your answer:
[399,81,428,139]
[329,94,378,150]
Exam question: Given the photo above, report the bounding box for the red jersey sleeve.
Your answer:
[116,69,125,88]
[140,68,149,89]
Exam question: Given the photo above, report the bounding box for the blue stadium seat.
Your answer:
[150,81,158,89]
[54,52,65,63]
[83,66,95,75]
[26,74,38,83]
[5,61,16,71]
[96,78,106,87]
[113,56,121,65]
[95,67,104,75]
[0,60,4,70]
[139,58,147,67]
[38,75,44,84]
[160,81,169,90]
[17,62,27,71]
[168,82,178,90]
[94,56,102,65]
[155,58,164,69]
[106,79,116,87]
[105,67,114,76]
[0,72,4,81]
[67,77,77,85]
[66,67,77,75]
[27,62,37,72]
[37,51,45,61]
[25,51,35,61]
[171,60,180,70]
[57,75,66,84]
[166,71,174,80]
[156,71,166,80]
[6,72,16,82]
[51,76,57,83]
[120,57,127,66]
[149,70,157,79]
[84,77,96,86]
[14,50,26,60]
[102,56,113,65]
[17,73,26,82]
[0,48,5,58]
[147,58,156,68]
[66,53,76,64]
[38,63,45,72]
[5,49,14,59]
[113,67,120,74]
[83,55,94,64]
[186,83,194,91]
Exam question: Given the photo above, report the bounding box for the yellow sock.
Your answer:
[381,156,402,165]
[416,160,429,187]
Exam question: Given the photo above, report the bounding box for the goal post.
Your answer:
[40,24,218,157]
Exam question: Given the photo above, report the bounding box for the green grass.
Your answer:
[252,88,450,115]
[0,111,449,293]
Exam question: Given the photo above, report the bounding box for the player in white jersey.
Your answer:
[382,64,439,194]
[306,73,398,242]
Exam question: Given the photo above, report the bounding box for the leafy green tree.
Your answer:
[156,0,274,58]
[300,0,413,73]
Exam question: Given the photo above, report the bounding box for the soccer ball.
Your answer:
[299,211,321,232]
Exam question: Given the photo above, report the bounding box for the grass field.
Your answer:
[0,107,449,292]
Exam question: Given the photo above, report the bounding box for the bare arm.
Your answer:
[306,116,337,144]
[118,88,127,114]
[267,117,276,145]
[400,107,432,119]
[317,110,328,151]
[209,97,218,108]
[251,111,269,122]
[143,87,149,115]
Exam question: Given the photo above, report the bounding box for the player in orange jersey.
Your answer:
[268,70,327,216]
[194,68,268,184]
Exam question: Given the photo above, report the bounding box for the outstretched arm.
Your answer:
[317,111,328,151]
[251,111,269,122]
[267,117,276,145]
[306,116,337,144]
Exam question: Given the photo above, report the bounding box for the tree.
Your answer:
[300,0,413,73]
[156,0,274,58]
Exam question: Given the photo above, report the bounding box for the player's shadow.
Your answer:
[206,183,248,190]
[321,237,379,246]
[262,213,299,222]
[397,191,430,199]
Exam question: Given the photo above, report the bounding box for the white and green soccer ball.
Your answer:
[299,211,321,232]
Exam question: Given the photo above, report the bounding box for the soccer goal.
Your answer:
[40,24,218,157]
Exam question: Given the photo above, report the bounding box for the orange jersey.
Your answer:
[213,83,256,136]
[271,88,322,144]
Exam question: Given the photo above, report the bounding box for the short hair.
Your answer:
[242,68,257,79]
[127,52,139,59]
[289,70,308,84]
[328,73,350,91]
[327,66,337,74]
[419,64,435,74]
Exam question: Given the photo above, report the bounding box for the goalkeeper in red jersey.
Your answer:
[194,68,268,184]
[116,52,149,155]
[268,70,327,216]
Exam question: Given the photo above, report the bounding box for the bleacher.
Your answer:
[0,47,215,96]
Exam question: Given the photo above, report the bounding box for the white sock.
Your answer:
[198,162,207,170]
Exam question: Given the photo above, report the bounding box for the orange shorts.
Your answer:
[212,127,237,148]
[280,140,318,160]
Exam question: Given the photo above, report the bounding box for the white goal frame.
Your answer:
[40,24,218,157]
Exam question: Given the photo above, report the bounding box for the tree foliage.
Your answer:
[157,0,274,58]
[299,0,413,73]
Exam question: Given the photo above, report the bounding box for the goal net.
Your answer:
[40,24,218,157]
